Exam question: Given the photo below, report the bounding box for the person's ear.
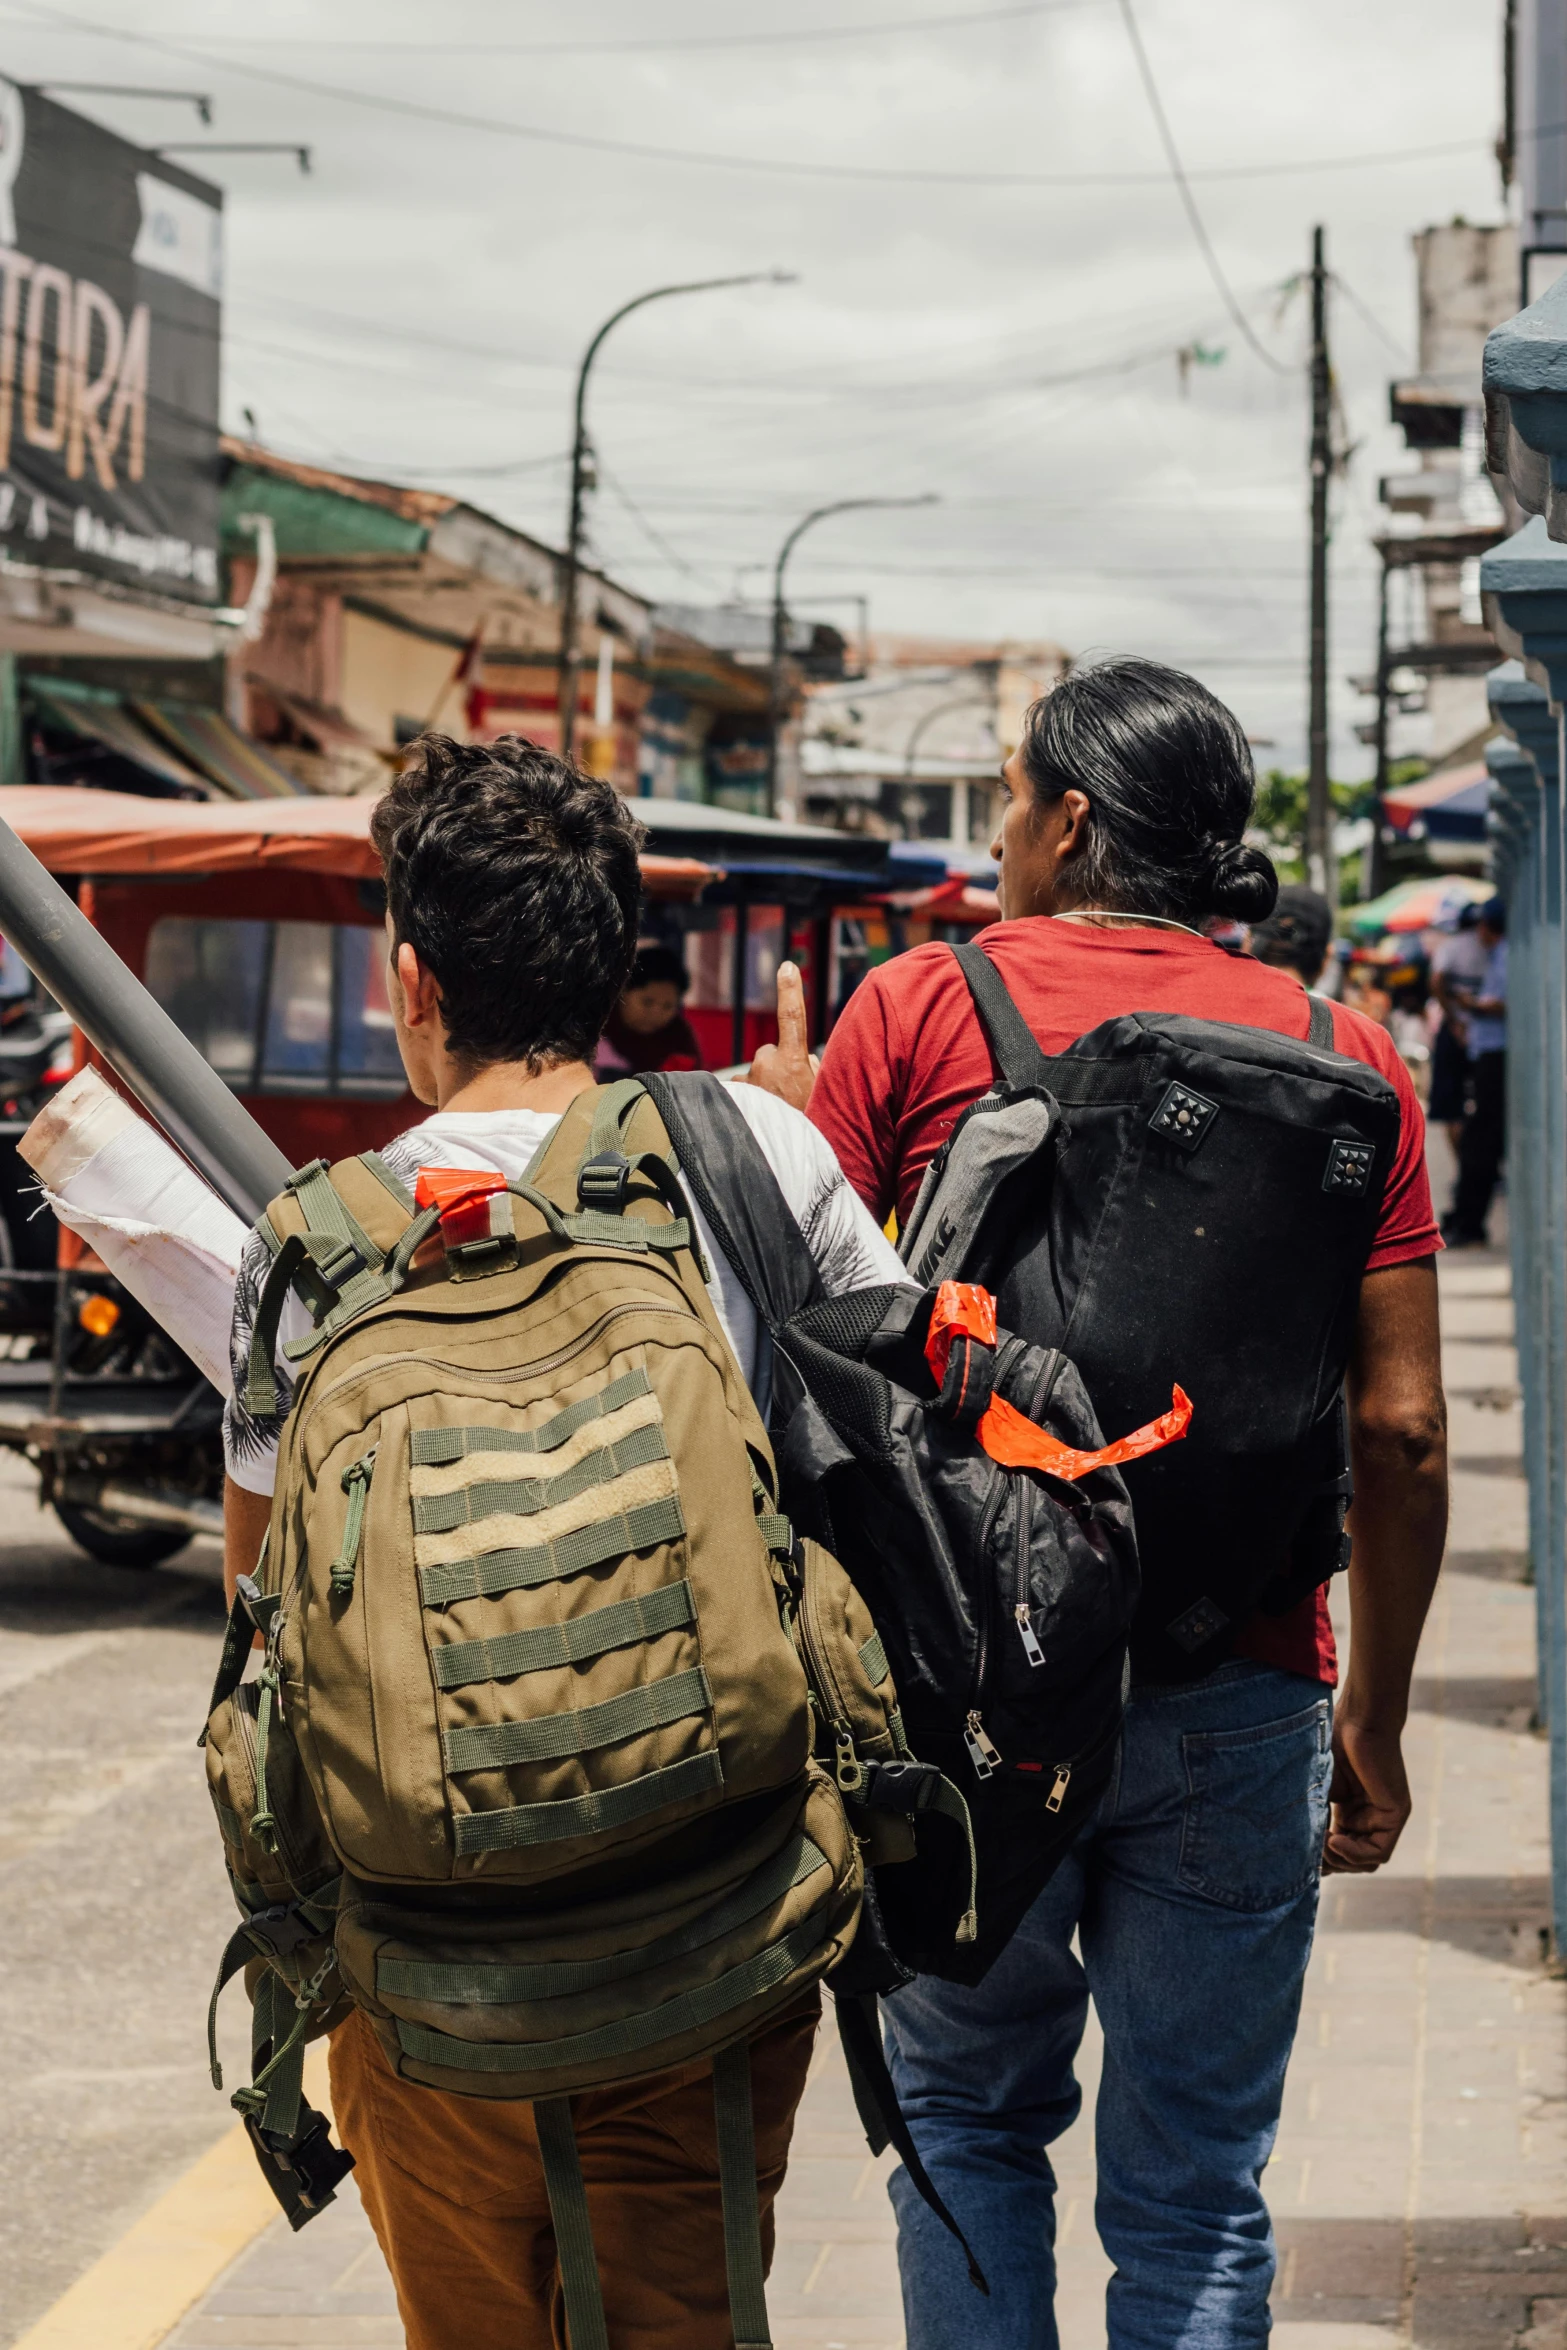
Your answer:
[396,941,442,1030]
[1055,788,1092,866]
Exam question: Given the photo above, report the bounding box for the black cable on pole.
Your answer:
[1113,0,1291,377]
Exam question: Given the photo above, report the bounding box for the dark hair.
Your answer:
[1479,895,1506,935]
[1017,657,1278,925]
[370,733,645,1071]
[627,944,690,994]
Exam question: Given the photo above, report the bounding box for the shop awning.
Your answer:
[1380,760,1490,843]
[30,686,210,797]
[0,786,719,898]
[134,702,306,800]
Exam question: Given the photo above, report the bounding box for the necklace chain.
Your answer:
[1053,908,1208,943]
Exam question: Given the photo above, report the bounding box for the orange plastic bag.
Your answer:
[925,1280,1192,1484]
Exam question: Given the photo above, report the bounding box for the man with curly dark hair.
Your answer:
[221,732,905,2349]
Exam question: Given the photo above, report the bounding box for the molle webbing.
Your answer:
[375,1835,828,2005]
[452,1748,723,1855]
[443,1665,711,1772]
[410,1369,654,1468]
[417,1495,685,1607]
[393,1912,830,2073]
[430,1579,697,1690]
[412,1421,672,1536]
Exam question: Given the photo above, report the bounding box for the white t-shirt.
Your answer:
[223,1083,906,1498]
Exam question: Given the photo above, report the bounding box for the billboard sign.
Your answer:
[0,84,221,605]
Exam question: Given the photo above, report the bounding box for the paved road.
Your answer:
[0,1455,242,2344]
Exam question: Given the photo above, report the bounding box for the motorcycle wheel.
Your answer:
[53,1500,191,1570]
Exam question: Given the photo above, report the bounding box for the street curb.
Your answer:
[10,2050,329,2350]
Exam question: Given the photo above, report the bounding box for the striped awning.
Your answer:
[134,702,306,800]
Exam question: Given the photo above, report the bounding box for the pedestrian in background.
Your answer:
[1443,896,1507,1247]
[1428,902,1487,1154]
[594,941,703,1076]
[1248,882,1334,992]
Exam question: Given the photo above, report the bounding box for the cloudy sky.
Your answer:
[3,0,1505,771]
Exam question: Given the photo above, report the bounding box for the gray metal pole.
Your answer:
[0,813,291,1222]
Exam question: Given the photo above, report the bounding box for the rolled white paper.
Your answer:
[19,1066,249,1394]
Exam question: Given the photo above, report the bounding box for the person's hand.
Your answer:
[746,961,819,1112]
[1322,1714,1411,1873]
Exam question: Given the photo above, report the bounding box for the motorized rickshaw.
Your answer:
[0,786,986,1568]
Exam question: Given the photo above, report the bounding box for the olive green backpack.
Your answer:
[201,1081,978,2348]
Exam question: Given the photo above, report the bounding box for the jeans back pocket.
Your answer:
[1178,1696,1332,1911]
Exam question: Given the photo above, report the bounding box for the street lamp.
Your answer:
[767,494,938,816]
[558,270,796,761]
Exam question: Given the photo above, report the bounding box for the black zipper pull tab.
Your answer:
[1014,1604,1046,1668]
[1046,1764,1071,1814]
[964,1710,1000,1780]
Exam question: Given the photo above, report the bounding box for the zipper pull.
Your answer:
[1045,1764,1071,1814]
[833,1724,864,1794]
[330,1448,376,1598]
[964,1710,1001,1780]
[1014,1604,1046,1668]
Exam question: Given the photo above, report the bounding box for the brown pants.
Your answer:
[328,1997,820,2350]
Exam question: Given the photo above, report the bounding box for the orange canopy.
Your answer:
[0,786,719,899]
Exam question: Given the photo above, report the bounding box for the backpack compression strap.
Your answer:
[535,2051,777,2350]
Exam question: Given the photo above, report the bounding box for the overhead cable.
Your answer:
[6,3,1493,194]
[1113,0,1290,375]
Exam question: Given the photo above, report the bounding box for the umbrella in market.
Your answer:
[1343,874,1492,938]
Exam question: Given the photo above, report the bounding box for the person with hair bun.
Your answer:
[767,658,1447,2350]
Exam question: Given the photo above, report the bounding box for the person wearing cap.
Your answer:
[1246,884,1334,991]
[1428,902,1488,1156]
[1443,897,1507,1247]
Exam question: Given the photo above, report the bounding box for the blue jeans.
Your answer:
[882,1662,1333,2350]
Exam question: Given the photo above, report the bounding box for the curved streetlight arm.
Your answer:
[904,692,991,778]
[767,492,939,814]
[558,270,796,758]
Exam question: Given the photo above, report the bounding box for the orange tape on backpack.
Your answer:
[414,1165,510,1249]
[925,1278,1192,1485]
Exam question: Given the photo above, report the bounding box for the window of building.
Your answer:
[145,918,407,1098]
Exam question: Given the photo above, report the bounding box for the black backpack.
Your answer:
[644,1070,1150,1985]
[899,944,1400,1683]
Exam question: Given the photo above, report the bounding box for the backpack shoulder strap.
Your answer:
[1306,992,1335,1048]
[951,942,1052,1091]
[643,1070,825,1332]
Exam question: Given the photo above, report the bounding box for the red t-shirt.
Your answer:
[809,919,1441,1688]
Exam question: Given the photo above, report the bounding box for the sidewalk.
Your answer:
[70,1242,1567,2348]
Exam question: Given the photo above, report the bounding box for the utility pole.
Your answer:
[767,495,937,818]
[1304,224,1335,905]
[557,271,794,763]
[1365,554,1391,902]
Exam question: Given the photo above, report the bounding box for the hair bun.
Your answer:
[1206,840,1278,922]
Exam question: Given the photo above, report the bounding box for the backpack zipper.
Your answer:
[793,1541,867,1793]
[291,1298,695,1458]
[1010,1347,1063,1671]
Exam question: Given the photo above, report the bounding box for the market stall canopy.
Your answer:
[1380,761,1490,843]
[1344,873,1493,937]
[632,797,948,896]
[0,788,718,898]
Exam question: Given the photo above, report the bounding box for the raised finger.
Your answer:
[776,960,810,1061]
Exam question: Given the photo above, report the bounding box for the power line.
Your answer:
[1113,0,1290,375]
[7,4,1494,194]
[1330,270,1410,361]
[94,1,1097,59]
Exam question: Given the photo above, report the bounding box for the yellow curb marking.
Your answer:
[12,2048,332,2350]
